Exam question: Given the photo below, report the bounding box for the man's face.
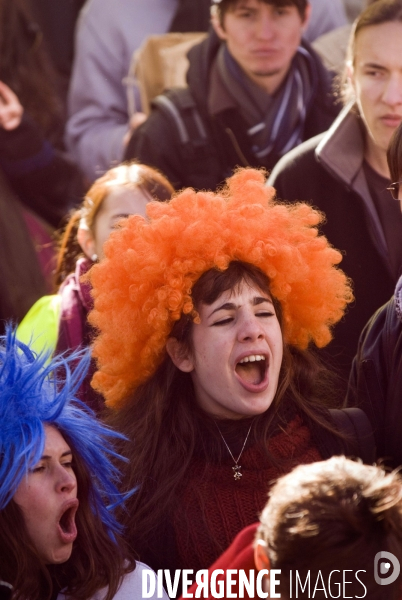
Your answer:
[352,22,402,154]
[213,0,309,95]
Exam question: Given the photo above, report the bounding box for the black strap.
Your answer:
[152,88,210,160]
[329,407,376,464]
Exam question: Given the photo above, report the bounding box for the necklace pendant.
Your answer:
[233,465,242,480]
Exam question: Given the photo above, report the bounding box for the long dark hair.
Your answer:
[0,439,132,600]
[108,261,341,558]
[0,0,62,141]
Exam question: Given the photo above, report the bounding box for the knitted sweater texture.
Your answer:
[172,415,321,571]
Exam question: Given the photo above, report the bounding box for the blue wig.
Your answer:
[0,327,129,540]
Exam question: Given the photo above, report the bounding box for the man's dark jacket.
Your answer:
[268,107,397,386]
[125,31,339,190]
[346,276,402,468]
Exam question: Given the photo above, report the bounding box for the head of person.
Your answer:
[387,120,402,204]
[55,162,173,286]
[87,168,352,552]
[344,0,402,165]
[255,457,402,599]
[210,0,311,94]
[89,168,352,417]
[0,329,131,600]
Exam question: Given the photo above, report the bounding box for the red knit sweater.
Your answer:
[172,415,321,571]
[182,523,258,600]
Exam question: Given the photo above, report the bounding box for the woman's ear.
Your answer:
[166,337,195,373]
[254,539,271,572]
[77,227,97,260]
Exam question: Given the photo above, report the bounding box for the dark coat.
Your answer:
[0,169,47,332]
[347,276,402,468]
[0,113,83,228]
[268,109,397,385]
[125,31,340,190]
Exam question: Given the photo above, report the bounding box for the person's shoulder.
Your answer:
[356,279,402,364]
[394,274,402,322]
[116,563,169,599]
[78,0,135,31]
[57,562,165,600]
[268,133,325,183]
[371,274,402,334]
[151,87,201,122]
[134,560,158,574]
[129,88,202,152]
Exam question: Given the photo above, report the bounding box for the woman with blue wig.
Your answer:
[0,329,166,600]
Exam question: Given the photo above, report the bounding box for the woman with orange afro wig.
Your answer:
[89,168,356,576]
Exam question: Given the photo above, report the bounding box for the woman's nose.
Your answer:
[237,314,265,342]
[56,468,77,494]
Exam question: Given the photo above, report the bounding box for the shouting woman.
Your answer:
[89,168,356,575]
[0,330,166,600]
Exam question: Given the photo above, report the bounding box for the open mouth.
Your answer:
[58,499,79,544]
[235,354,268,387]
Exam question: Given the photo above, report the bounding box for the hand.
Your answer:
[123,111,147,147]
[0,81,24,130]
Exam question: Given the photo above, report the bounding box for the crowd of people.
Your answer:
[3,0,402,598]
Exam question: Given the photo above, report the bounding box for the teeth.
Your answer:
[238,354,265,364]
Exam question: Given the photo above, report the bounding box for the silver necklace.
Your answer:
[215,422,253,480]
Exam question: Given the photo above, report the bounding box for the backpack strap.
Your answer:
[152,88,210,160]
[329,407,376,464]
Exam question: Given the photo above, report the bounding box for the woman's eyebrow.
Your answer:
[253,296,273,306]
[111,213,130,221]
[208,302,237,317]
[40,450,73,460]
[208,296,272,318]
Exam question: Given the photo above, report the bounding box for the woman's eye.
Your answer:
[257,311,274,318]
[212,317,234,326]
[31,465,45,473]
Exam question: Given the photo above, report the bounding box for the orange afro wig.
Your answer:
[89,168,353,408]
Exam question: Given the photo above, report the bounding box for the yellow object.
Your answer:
[17,295,61,357]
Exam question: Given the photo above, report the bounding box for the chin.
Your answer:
[251,67,282,78]
[46,545,73,565]
[241,396,275,417]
